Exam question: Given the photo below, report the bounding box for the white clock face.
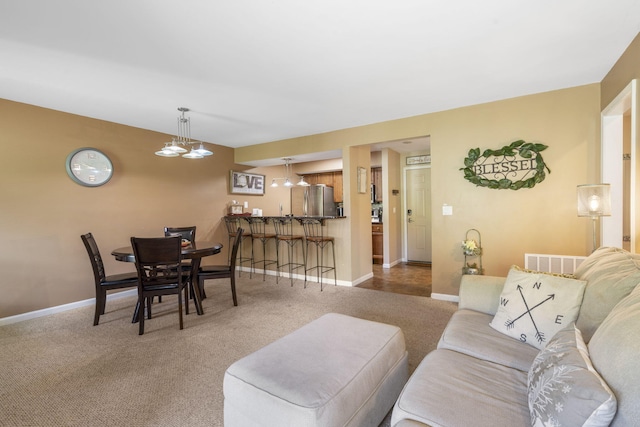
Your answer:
[66,148,113,187]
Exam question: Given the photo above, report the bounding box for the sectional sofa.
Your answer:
[391,246,640,427]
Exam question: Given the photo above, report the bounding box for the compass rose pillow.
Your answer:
[490,266,587,350]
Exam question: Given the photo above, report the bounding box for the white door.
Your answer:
[406,167,432,262]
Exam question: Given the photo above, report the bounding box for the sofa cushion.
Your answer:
[490,266,587,349]
[588,285,640,426]
[438,309,538,372]
[528,323,616,427]
[574,246,640,342]
[391,349,530,427]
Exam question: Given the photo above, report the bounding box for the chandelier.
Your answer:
[271,158,310,187]
[155,107,214,159]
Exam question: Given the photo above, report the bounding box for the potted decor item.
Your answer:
[461,239,482,256]
[462,262,480,275]
[461,229,483,275]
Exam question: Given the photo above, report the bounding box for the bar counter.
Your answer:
[227,214,346,224]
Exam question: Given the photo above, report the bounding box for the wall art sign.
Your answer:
[229,170,265,195]
[460,140,551,190]
[406,155,431,165]
[357,166,367,193]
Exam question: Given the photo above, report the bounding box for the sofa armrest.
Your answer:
[458,275,506,315]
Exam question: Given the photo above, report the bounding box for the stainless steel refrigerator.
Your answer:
[291,185,336,216]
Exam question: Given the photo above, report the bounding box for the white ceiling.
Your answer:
[1,1,639,161]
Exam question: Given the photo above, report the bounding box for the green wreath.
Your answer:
[460,140,551,190]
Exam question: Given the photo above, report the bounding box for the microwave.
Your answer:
[371,184,376,203]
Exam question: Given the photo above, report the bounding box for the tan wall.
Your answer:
[9,36,640,317]
[0,100,239,318]
[237,84,602,297]
[382,148,402,265]
[345,146,373,281]
[601,32,640,110]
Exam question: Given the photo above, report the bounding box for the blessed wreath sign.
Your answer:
[460,140,551,190]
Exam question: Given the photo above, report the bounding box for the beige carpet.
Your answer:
[0,274,457,427]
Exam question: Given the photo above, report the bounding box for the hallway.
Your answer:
[356,263,432,297]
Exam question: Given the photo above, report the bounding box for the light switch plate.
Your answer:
[442,204,453,216]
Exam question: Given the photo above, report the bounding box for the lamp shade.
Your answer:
[577,184,611,217]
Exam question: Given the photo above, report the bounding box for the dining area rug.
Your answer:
[0,274,457,427]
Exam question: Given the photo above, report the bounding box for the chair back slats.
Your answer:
[272,217,296,237]
[229,228,244,271]
[131,236,183,289]
[164,226,196,242]
[246,217,273,237]
[224,217,243,235]
[81,232,106,282]
[301,218,329,242]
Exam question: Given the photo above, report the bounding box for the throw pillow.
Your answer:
[490,266,587,349]
[528,323,617,427]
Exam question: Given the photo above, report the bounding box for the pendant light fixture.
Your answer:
[155,107,214,159]
[270,158,309,187]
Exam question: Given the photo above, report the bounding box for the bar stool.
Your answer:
[245,216,278,281]
[272,217,306,286]
[223,216,252,275]
[300,218,337,291]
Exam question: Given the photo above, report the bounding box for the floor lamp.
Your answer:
[577,184,612,253]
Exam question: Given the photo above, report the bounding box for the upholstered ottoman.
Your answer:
[223,313,408,427]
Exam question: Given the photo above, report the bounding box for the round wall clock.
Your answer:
[65,148,114,187]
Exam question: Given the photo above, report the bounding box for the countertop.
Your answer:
[227,214,346,220]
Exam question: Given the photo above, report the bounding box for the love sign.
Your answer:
[229,170,265,195]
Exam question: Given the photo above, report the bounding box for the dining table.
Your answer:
[111,240,223,317]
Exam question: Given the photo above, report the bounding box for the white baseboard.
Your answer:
[3,267,434,326]
[431,293,460,303]
[382,259,402,269]
[0,289,137,327]
[350,272,374,286]
[237,266,353,287]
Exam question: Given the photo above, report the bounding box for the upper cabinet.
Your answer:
[333,172,343,203]
[371,167,382,202]
[301,171,343,203]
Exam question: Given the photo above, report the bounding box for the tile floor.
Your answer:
[356,262,432,297]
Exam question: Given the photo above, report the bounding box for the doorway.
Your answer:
[405,166,432,263]
[601,79,638,252]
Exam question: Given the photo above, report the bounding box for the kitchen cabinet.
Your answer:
[332,172,343,203]
[316,173,333,187]
[300,171,343,203]
[372,223,383,264]
[371,167,382,202]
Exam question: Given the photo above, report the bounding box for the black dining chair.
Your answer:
[131,235,189,335]
[164,225,196,298]
[81,232,139,326]
[197,228,243,306]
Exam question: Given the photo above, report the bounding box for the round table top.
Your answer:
[111,240,223,263]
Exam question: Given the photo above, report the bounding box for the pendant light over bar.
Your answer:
[155,107,214,159]
[271,158,310,187]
